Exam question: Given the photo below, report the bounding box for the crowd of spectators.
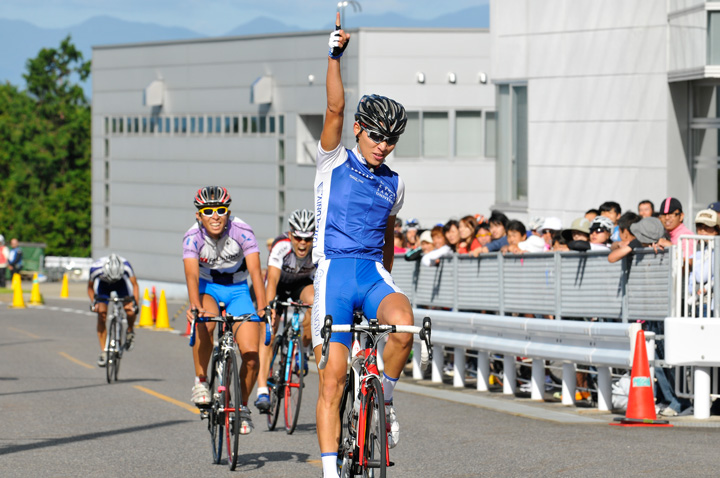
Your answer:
[394,197,720,416]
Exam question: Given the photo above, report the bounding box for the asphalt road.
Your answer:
[2,296,720,478]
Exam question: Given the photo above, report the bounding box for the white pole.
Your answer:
[597,366,612,411]
[376,337,385,371]
[412,342,422,380]
[476,351,489,392]
[503,355,516,395]
[694,366,711,419]
[531,359,545,400]
[453,347,465,388]
[432,344,443,383]
[562,363,576,405]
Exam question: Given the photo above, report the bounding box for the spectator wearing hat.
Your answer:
[0,235,7,288]
[607,216,665,263]
[457,215,481,254]
[540,217,563,250]
[562,217,592,252]
[688,209,720,315]
[403,218,420,250]
[527,216,545,238]
[599,201,622,242]
[707,202,720,213]
[638,200,655,218]
[587,216,614,251]
[519,234,547,253]
[658,197,694,259]
[475,210,509,255]
[421,226,453,267]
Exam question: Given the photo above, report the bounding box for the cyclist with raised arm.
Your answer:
[88,254,140,367]
[313,14,414,478]
[183,186,268,435]
[254,209,317,413]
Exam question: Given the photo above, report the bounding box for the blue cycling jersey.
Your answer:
[313,143,405,264]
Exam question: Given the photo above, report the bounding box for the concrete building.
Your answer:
[490,0,720,224]
[91,28,494,285]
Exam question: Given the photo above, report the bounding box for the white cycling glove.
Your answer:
[328,28,349,59]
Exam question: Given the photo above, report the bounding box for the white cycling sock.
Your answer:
[321,453,340,478]
[257,386,268,397]
[382,373,399,404]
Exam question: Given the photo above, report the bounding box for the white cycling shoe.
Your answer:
[385,402,399,449]
[191,382,210,406]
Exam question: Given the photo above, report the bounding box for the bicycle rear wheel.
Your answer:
[105,318,117,384]
[360,376,386,478]
[225,353,242,471]
[208,353,223,464]
[266,338,283,431]
[284,338,303,434]
[337,373,356,478]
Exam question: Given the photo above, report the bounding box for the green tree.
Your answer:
[0,36,91,257]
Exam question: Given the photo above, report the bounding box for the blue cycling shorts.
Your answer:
[311,258,405,349]
[199,279,260,321]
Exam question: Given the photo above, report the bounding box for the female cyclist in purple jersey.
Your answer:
[313,13,414,478]
[183,186,268,435]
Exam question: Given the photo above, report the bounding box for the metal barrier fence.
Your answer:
[392,249,673,321]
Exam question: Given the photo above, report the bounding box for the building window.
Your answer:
[233,116,240,133]
[423,112,449,157]
[455,111,482,157]
[496,84,528,203]
[198,116,204,134]
[485,112,497,158]
[395,112,420,158]
[279,115,285,135]
[709,11,720,65]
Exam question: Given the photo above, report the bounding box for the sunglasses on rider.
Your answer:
[361,126,400,146]
[292,234,312,243]
[198,206,228,217]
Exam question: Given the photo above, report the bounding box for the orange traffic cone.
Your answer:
[611,330,672,427]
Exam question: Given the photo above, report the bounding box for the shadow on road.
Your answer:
[233,451,313,471]
[0,419,191,456]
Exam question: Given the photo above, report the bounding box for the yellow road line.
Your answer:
[134,385,200,414]
[8,326,41,339]
[58,351,95,369]
[307,460,322,468]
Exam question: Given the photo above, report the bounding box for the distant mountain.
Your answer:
[0,5,489,94]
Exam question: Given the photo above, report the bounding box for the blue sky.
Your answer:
[0,0,487,36]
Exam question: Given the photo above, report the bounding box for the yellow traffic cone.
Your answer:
[11,273,20,290]
[60,273,69,298]
[29,273,43,305]
[155,290,172,330]
[10,279,25,308]
[137,288,154,327]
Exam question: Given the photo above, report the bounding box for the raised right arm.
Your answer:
[320,13,350,152]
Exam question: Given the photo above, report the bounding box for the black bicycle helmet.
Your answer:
[194,186,232,208]
[288,209,315,238]
[355,94,407,137]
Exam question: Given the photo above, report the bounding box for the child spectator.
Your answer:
[609,212,641,251]
[540,217,563,249]
[443,219,460,252]
[419,230,434,254]
[562,217,592,252]
[599,201,622,242]
[501,220,527,254]
[475,210,509,255]
[476,220,492,247]
[457,215,481,254]
[518,234,546,253]
[527,216,545,237]
[551,232,569,251]
[585,208,600,222]
[588,216,614,251]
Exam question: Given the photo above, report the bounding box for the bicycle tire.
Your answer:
[360,376,386,478]
[225,352,241,471]
[105,317,117,384]
[337,373,356,478]
[266,337,283,431]
[208,352,223,464]
[284,338,304,434]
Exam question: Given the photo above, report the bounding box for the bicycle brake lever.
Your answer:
[318,315,333,370]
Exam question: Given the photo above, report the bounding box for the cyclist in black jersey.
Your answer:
[254,209,316,411]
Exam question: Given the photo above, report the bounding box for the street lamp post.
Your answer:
[337,0,362,27]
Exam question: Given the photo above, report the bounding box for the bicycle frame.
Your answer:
[104,291,128,357]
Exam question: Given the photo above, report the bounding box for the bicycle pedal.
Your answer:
[388,461,395,467]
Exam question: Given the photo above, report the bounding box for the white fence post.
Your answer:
[412,342,423,380]
[453,347,465,388]
[531,359,544,400]
[377,337,385,371]
[695,366,711,419]
[432,344,443,383]
[503,355,516,395]
[597,366,612,411]
[477,351,489,392]
[562,363,576,405]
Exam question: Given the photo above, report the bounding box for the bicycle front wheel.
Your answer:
[225,353,242,471]
[361,376,386,478]
[284,339,303,434]
[105,319,118,384]
[337,373,356,478]
[208,353,223,464]
[266,338,283,431]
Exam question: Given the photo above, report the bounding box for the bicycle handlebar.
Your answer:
[188,306,272,347]
[270,299,312,310]
[317,315,433,372]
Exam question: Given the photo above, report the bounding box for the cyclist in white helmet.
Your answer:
[314,14,413,478]
[88,254,140,367]
[254,209,317,412]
